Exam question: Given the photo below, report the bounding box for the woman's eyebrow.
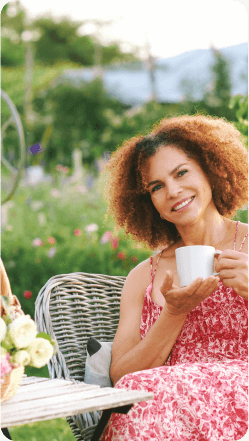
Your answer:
[147,163,187,188]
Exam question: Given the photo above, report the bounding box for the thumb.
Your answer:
[160,270,174,295]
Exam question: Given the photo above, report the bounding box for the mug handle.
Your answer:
[213,250,222,276]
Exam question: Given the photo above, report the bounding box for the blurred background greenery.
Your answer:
[1,1,248,440]
[1,0,248,348]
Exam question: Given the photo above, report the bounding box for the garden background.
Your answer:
[1,1,248,440]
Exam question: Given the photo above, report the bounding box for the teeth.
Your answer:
[173,197,194,211]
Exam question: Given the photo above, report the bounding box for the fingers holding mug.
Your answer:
[213,250,222,276]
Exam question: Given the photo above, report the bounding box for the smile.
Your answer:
[171,196,195,211]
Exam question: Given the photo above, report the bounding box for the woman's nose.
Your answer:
[166,181,183,199]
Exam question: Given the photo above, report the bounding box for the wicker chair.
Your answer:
[35,272,126,441]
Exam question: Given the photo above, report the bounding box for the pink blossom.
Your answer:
[23,291,32,299]
[100,231,112,244]
[48,237,56,244]
[117,251,125,260]
[56,164,69,174]
[74,229,82,236]
[132,256,138,262]
[1,354,12,380]
[32,238,44,247]
[111,237,119,250]
[50,189,61,198]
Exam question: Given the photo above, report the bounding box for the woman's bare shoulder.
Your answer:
[126,256,152,288]
[124,243,179,293]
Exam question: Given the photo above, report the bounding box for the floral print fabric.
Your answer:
[100,231,248,440]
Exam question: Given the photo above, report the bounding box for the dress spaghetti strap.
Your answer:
[234,221,248,252]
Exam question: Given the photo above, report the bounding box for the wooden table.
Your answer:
[1,375,153,440]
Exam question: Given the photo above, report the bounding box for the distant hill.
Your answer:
[61,43,248,106]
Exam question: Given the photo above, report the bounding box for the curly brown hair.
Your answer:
[105,114,248,249]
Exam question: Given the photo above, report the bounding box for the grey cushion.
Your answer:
[84,337,113,388]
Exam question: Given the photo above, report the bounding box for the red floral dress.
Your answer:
[100,222,248,441]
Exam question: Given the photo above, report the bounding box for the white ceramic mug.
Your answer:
[175,245,222,287]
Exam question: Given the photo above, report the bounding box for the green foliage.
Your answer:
[31,78,126,166]
[33,16,138,67]
[68,35,95,65]
[1,36,25,66]
[229,94,248,141]
[1,63,77,120]
[33,17,81,65]
[101,43,138,65]
[1,177,151,320]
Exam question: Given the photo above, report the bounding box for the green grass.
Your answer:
[9,418,76,441]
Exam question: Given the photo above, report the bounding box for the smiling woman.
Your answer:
[101,114,248,441]
[106,114,248,249]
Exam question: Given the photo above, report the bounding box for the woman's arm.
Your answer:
[110,263,187,385]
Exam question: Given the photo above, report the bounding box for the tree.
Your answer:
[1,36,25,66]
[68,36,95,65]
[32,17,79,65]
[101,43,137,65]
[33,16,138,67]
[1,1,27,66]
[203,47,233,117]
[32,78,125,168]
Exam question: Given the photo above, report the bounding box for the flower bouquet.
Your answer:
[1,295,57,402]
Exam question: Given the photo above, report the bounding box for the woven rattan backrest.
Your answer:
[35,272,126,382]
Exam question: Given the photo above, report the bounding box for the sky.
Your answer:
[1,0,248,59]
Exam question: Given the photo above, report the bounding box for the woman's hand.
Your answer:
[160,271,220,316]
[214,250,248,299]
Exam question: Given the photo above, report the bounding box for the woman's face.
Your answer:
[146,145,215,227]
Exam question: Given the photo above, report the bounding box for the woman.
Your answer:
[101,115,248,440]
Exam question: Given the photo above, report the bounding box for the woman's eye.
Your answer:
[177,169,187,178]
[152,185,161,193]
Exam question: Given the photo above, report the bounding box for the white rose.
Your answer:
[12,350,30,366]
[26,338,53,368]
[0,317,7,341]
[9,315,37,349]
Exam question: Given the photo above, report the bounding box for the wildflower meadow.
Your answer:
[1,165,152,321]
